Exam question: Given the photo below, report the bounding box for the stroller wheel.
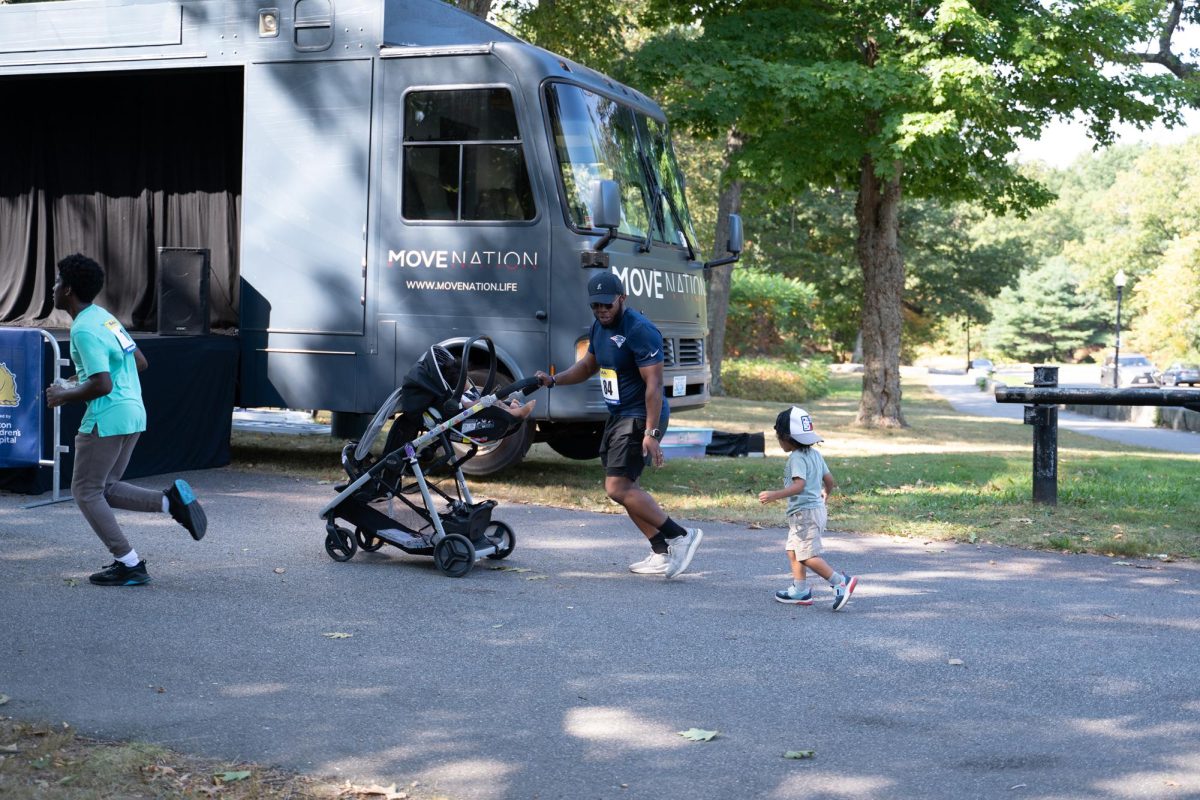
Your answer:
[324,524,358,562]
[483,521,516,560]
[355,527,386,552]
[433,533,476,578]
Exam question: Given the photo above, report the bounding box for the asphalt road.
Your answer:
[2,464,1199,800]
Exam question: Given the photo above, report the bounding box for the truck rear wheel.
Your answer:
[455,368,534,475]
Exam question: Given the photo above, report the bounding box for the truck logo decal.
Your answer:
[611,266,704,300]
[387,249,539,270]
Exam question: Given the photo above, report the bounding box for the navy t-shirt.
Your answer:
[588,307,669,424]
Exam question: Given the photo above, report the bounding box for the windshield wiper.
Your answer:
[634,138,696,261]
[635,146,664,254]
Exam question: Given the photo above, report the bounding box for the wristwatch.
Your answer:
[645,428,663,441]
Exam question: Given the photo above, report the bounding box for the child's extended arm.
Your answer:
[821,472,835,501]
[758,477,805,505]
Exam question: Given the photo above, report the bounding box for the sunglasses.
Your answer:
[590,301,614,310]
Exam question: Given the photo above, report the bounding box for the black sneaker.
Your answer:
[164,479,207,541]
[89,560,151,586]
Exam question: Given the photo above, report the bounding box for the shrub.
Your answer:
[726,270,819,359]
[721,357,830,403]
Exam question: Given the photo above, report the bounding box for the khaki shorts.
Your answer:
[785,506,827,560]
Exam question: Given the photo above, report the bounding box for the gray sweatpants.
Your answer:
[72,430,163,558]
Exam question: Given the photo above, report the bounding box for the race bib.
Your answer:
[104,318,136,354]
[599,368,620,404]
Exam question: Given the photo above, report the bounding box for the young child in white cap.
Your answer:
[758,407,858,611]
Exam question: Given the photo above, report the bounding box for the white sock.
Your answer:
[161,495,170,513]
[117,549,140,567]
[828,572,845,587]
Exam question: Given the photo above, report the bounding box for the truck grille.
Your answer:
[663,337,704,367]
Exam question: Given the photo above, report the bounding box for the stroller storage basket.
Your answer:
[441,500,496,542]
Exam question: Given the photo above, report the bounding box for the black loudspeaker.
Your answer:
[157,247,211,335]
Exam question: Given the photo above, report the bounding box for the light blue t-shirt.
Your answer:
[784,447,829,515]
[70,304,146,436]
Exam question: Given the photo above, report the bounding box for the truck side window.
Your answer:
[402,88,536,222]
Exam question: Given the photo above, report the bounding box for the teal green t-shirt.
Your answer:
[784,446,829,515]
[69,304,146,436]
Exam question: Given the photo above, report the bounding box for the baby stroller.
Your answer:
[318,336,541,577]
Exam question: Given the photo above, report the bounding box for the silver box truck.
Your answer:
[0,0,740,472]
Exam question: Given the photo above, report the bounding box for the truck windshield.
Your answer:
[545,83,697,252]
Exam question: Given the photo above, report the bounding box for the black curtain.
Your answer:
[0,68,242,330]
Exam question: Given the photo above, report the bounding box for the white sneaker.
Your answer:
[664,528,704,579]
[629,552,670,575]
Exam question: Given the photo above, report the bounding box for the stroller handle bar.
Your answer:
[496,375,541,399]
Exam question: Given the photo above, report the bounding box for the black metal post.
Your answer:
[964,320,971,372]
[1024,366,1058,505]
[1114,284,1123,388]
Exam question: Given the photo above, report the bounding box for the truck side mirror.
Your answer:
[591,180,621,231]
[703,212,744,270]
[727,214,743,254]
[590,179,621,253]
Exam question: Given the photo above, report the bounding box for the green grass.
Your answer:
[231,373,1200,559]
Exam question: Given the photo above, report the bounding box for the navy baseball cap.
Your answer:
[587,272,625,304]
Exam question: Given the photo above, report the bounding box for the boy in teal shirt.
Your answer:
[758,407,858,611]
[45,254,207,586]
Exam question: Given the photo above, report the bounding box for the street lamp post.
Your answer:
[1113,269,1127,388]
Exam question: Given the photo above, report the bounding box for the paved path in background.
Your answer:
[925,369,1200,454]
[2,468,1199,800]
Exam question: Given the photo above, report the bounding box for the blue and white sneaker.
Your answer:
[774,584,813,605]
[832,575,858,612]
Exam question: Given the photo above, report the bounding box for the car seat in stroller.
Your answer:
[318,336,541,577]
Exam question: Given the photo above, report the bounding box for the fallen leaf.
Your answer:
[273,568,286,574]
[526,575,547,581]
[1113,561,1132,566]
[948,658,965,666]
[63,578,78,587]
[783,750,815,759]
[1009,784,1026,790]
[491,624,504,629]
[214,770,251,783]
[487,565,530,573]
[323,632,353,639]
[678,728,719,742]
[0,744,19,753]
[747,523,764,530]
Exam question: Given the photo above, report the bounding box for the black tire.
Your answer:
[482,521,516,560]
[433,533,476,578]
[455,368,534,476]
[355,527,385,552]
[324,524,357,562]
[543,422,604,461]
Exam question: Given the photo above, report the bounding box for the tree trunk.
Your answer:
[705,129,744,396]
[854,154,907,428]
[451,0,493,19]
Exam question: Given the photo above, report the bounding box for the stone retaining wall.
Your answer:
[1063,403,1200,433]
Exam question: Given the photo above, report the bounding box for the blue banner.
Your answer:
[0,328,44,467]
